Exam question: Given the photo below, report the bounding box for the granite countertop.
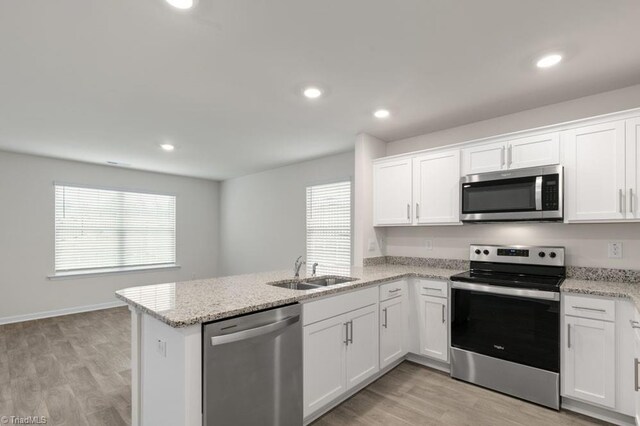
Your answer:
[115,265,463,328]
[561,278,640,309]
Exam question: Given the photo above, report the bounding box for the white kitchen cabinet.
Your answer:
[302,292,379,418]
[634,309,640,425]
[414,280,449,363]
[303,313,348,417]
[379,280,408,367]
[345,305,379,389]
[563,120,627,221]
[563,315,616,408]
[626,117,640,219]
[462,141,507,175]
[507,132,560,170]
[462,133,560,175]
[373,158,412,225]
[413,150,461,224]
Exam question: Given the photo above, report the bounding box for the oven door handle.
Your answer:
[535,176,543,211]
[451,281,559,301]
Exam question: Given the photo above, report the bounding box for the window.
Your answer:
[54,184,176,275]
[306,180,351,276]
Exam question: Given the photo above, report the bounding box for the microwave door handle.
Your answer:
[535,176,543,211]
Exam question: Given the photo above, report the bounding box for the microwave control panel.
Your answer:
[542,174,559,211]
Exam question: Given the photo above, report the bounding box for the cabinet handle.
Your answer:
[500,146,505,168]
[567,324,571,349]
[382,308,388,329]
[631,320,640,329]
[442,304,445,323]
[423,287,442,292]
[630,188,634,214]
[572,305,606,313]
[416,203,420,219]
[619,189,624,213]
[507,145,512,167]
[344,322,349,346]
[389,288,402,293]
[636,358,639,392]
[348,320,353,344]
[407,204,410,220]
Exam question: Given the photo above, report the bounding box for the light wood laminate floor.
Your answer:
[0,307,131,426]
[1,307,611,425]
[312,362,611,426]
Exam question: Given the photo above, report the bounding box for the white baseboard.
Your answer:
[562,397,635,426]
[0,300,127,325]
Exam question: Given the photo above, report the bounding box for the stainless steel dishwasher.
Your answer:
[203,303,302,425]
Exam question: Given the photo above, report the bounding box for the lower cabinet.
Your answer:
[563,315,616,408]
[415,280,449,362]
[380,295,407,369]
[634,309,640,425]
[303,303,379,418]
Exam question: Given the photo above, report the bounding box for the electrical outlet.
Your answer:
[608,242,623,259]
[425,239,433,250]
[368,239,377,252]
[157,339,167,357]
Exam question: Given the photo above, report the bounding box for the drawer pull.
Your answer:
[388,288,402,293]
[631,320,640,329]
[423,287,442,292]
[571,306,606,313]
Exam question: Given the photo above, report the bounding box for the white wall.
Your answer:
[0,151,220,322]
[219,151,354,275]
[364,83,640,269]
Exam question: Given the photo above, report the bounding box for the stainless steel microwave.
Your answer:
[460,164,563,222]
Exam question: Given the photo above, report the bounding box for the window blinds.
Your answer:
[54,185,176,273]
[306,181,352,276]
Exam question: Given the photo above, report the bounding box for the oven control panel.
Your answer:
[469,244,565,266]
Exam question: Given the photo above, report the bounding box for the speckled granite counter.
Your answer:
[561,278,640,310]
[116,265,463,328]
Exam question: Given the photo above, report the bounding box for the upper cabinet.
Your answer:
[373,149,461,226]
[373,158,412,225]
[413,150,460,224]
[462,132,560,175]
[563,120,627,221]
[626,117,640,219]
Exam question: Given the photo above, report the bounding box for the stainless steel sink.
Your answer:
[268,276,356,291]
[302,276,356,287]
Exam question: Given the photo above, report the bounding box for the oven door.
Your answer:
[451,282,560,372]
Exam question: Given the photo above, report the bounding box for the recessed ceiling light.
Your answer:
[374,109,390,119]
[160,143,175,152]
[165,0,195,10]
[303,87,323,99]
[536,54,562,68]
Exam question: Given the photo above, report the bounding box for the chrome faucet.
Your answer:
[312,263,319,277]
[294,256,305,278]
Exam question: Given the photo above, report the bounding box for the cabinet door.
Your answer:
[563,120,626,221]
[462,141,506,175]
[418,295,448,362]
[626,117,640,219]
[303,315,347,417]
[507,132,560,170]
[563,316,616,408]
[413,150,461,224]
[345,305,379,390]
[380,297,406,369]
[635,322,640,425]
[373,158,412,225]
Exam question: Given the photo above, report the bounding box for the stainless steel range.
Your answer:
[449,244,565,410]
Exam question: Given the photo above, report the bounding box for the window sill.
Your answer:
[48,264,181,280]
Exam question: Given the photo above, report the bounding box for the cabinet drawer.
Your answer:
[416,279,448,298]
[564,294,615,322]
[303,287,378,326]
[379,280,407,301]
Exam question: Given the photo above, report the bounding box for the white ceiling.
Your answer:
[1,1,640,180]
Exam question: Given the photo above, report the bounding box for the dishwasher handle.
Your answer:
[210,315,300,346]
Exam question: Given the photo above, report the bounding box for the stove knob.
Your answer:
[549,252,557,258]
[474,249,481,255]
[483,249,489,255]
[538,251,546,258]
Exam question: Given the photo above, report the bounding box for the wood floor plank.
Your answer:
[44,384,88,426]
[86,406,127,426]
